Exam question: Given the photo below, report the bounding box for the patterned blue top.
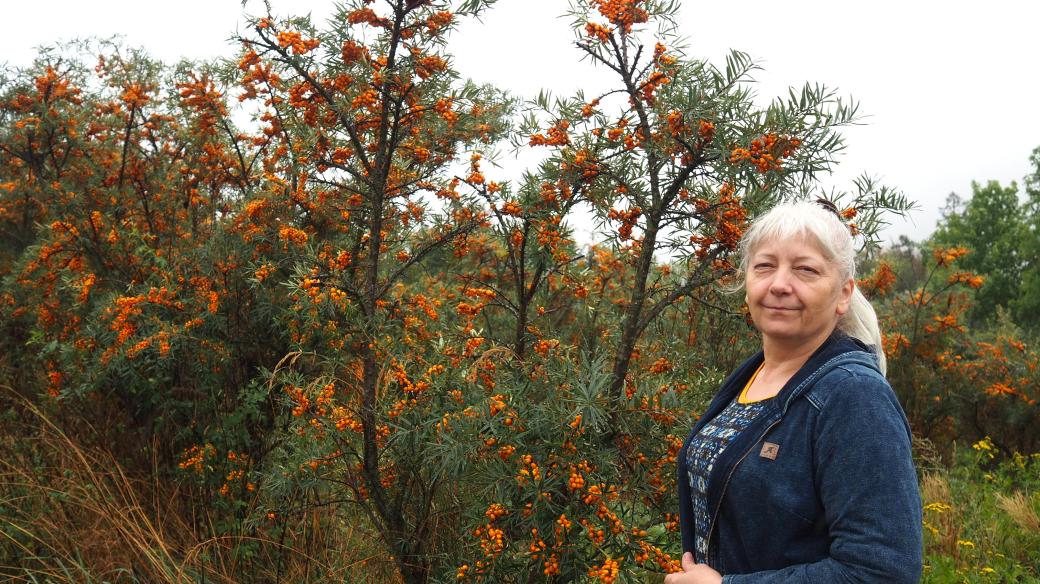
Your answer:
[685,390,768,563]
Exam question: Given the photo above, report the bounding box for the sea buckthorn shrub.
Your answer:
[0,0,920,582]
[0,0,511,576]
[864,248,1040,457]
[365,0,903,580]
[0,41,292,474]
[227,2,514,581]
[0,41,306,576]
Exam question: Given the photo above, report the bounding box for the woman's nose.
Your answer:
[768,268,794,294]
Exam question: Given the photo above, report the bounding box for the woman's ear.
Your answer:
[836,277,854,315]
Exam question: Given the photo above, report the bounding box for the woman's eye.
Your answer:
[753,263,773,270]
[797,266,819,274]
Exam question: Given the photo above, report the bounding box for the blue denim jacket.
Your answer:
[677,333,922,582]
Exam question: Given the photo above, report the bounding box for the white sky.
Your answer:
[4,0,1039,244]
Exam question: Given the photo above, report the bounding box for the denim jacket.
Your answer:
[677,333,922,582]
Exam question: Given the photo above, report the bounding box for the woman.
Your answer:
[666,200,922,583]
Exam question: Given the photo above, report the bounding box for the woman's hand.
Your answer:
[663,553,723,584]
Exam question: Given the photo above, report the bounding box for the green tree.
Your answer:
[1012,146,1040,325]
[931,180,1025,326]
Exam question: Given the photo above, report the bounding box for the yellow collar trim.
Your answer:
[738,362,773,404]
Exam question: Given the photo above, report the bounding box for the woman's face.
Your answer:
[745,235,853,350]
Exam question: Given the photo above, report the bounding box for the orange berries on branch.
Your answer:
[585,22,613,43]
[639,71,669,104]
[276,31,320,55]
[607,206,641,242]
[499,200,523,216]
[664,110,684,135]
[729,133,802,173]
[588,556,621,584]
[933,246,970,267]
[346,7,390,28]
[653,42,677,67]
[581,98,601,118]
[698,119,716,143]
[484,503,508,522]
[341,39,369,64]
[647,357,672,374]
[947,271,985,289]
[414,54,448,80]
[425,11,454,34]
[590,0,649,33]
[858,261,898,298]
[278,225,309,245]
[529,120,571,147]
[118,83,152,109]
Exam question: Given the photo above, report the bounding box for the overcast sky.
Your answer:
[4,0,1039,244]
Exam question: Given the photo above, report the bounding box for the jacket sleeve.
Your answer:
[723,370,922,584]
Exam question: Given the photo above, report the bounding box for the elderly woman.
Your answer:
[666,201,922,583]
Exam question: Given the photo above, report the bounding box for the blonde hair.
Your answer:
[734,200,886,375]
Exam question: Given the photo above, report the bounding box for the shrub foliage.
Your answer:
[0,1,1033,583]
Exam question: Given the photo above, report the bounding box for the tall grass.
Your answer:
[0,389,398,583]
[0,391,202,582]
[921,440,1040,582]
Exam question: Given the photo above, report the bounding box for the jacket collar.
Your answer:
[775,334,881,413]
[701,331,881,424]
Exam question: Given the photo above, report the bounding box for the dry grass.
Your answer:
[996,491,1040,534]
[920,472,961,558]
[0,394,202,582]
[0,389,400,583]
[920,471,950,504]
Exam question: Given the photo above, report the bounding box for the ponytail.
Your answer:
[839,287,886,376]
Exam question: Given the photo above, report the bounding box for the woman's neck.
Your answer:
[760,330,834,376]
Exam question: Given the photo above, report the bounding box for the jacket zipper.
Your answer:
[705,417,781,564]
